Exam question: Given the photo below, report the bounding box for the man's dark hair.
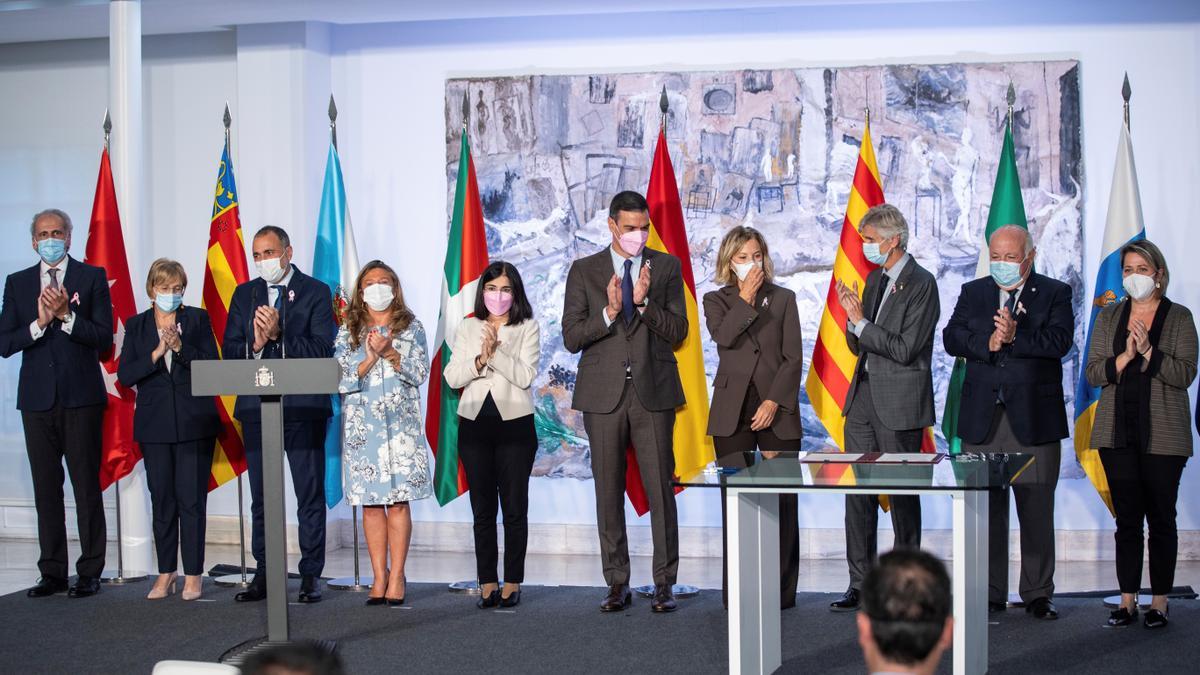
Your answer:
[474,260,534,325]
[239,642,345,675]
[254,225,291,248]
[861,548,951,666]
[608,190,649,220]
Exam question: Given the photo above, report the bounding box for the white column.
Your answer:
[109,0,154,577]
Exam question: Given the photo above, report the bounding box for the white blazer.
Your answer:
[443,316,540,421]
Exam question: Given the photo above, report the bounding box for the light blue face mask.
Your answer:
[862,241,889,266]
[989,260,1023,288]
[155,292,183,313]
[37,238,66,264]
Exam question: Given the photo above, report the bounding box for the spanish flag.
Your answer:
[202,137,251,490]
[631,127,714,515]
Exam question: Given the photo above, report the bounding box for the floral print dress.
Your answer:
[335,319,433,506]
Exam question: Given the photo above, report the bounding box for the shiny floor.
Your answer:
[2,539,1197,598]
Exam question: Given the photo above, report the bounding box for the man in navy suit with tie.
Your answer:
[0,209,113,599]
[224,226,336,604]
[943,225,1074,621]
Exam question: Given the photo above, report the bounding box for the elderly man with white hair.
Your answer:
[943,223,1075,620]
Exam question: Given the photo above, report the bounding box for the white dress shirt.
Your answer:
[29,256,76,340]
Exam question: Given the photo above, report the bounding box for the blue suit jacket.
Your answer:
[223,266,336,424]
[117,305,222,443]
[943,271,1074,446]
[0,256,113,412]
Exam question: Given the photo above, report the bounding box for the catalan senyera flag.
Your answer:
[629,127,715,515]
[202,138,251,491]
[1073,120,1144,515]
[85,146,140,490]
[427,130,490,506]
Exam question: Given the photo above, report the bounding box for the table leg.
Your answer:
[728,489,781,674]
[952,489,988,675]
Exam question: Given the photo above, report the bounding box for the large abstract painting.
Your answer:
[445,61,1084,481]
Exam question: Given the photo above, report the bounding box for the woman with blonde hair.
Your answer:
[334,260,432,606]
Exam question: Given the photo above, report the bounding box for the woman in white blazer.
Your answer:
[444,261,540,609]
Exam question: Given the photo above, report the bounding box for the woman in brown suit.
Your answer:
[704,226,804,609]
[1085,240,1197,629]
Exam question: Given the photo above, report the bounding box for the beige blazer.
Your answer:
[444,317,540,421]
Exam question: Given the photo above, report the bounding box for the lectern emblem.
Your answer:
[254,366,275,388]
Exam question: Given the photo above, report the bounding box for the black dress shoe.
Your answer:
[830,588,860,612]
[477,589,500,609]
[365,596,387,606]
[298,575,322,604]
[989,601,1007,613]
[68,575,100,598]
[1107,606,1138,627]
[27,577,69,598]
[1027,597,1058,620]
[499,590,521,608]
[600,584,632,612]
[651,584,677,613]
[235,576,267,603]
[1144,608,1169,629]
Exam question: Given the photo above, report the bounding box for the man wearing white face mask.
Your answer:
[944,224,1074,620]
[562,190,689,613]
[223,225,336,604]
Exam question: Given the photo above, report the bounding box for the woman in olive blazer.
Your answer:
[704,226,803,609]
[1085,240,1197,629]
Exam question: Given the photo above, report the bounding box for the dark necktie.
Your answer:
[47,268,59,290]
[271,285,285,310]
[868,279,887,322]
[1003,290,1018,316]
[622,259,634,325]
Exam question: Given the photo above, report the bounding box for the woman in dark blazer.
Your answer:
[117,259,221,601]
[703,226,804,609]
[1085,240,1197,629]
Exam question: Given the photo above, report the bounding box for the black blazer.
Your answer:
[117,306,222,443]
[223,266,336,424]
[0,256,113,411]
[943,271,1074,446]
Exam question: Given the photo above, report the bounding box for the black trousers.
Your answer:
[1099,449,1188,595]
[142,439,216,575]
[715,386,801,609]
[21,403,106,581]
[458,406,537,585]
[242,420,326,577]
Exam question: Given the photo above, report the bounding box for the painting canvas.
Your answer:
[445,61,1084,481]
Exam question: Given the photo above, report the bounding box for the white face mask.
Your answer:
[732,260,762,281]
[1122,273,1157,301]
[256,256,286,284]
[362,283,394,311]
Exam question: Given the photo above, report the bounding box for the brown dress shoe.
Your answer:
[651,584,677,613]
[600,584,632,612]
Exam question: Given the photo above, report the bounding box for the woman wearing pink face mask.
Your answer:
[444,261,541,609]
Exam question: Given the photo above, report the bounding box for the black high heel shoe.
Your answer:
[385,575,406,606]
[1107,606,1138,627]
[500,589,521,608]
[366,595,387,606]
[1144,608,1169,629]
[477,589,501,609]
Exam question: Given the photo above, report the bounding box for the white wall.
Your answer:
[1,13,1198,543]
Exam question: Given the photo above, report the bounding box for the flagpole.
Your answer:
[324,94,371,594]
[99,109,145,586]
[214,103,251,589]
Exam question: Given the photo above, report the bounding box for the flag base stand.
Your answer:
[101,571,147,584]
[212,574,252,588]
[219,638,337,667]
[100,475,146,584]
[1103,594,1151,609]
[214,474,252,588]
[634,583,699,599]
[448,580,481,595]
[330,506,373,591]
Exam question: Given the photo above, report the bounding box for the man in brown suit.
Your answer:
[562,191,688,613]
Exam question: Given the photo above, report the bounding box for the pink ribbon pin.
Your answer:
[288,289,295,303]
[70,292,80,306]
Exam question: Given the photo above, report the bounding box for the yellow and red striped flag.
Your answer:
[202,136,251,490]
[805,120,936,458]
[627,126,714,515]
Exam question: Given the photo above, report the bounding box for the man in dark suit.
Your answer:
[0,209,112,598]
[562,191,688,613]
[832,203,940,612]
[224,225,336,604]
[943,224,1073,620]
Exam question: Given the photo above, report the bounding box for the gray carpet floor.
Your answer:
[1,580,1196,674]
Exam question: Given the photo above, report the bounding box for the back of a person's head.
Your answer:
[239,643,345,675]
[861,548,952,666]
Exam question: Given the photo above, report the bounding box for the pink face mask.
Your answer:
[618,229,649,257]
[483,290,514,316]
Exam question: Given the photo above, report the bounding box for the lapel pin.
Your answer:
[288,289,295,303]
[70,292,80,306]
[762,297,770,308]
[176,322,183,336]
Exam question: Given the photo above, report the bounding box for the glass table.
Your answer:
[677,451,1035,675]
